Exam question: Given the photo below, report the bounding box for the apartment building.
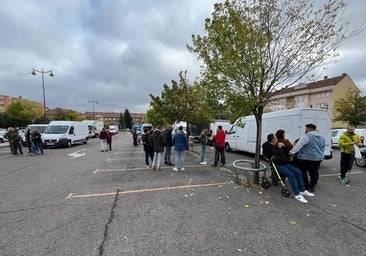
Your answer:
[266,73,359,128]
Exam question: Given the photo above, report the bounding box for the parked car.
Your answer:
[0,130,8,143]
[21,124,49,146]
[355,128,366,146]
[332,129,346,148]
[332,128,366,148]
[355,147,366,167]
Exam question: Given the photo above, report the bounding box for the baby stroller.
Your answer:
[261,156,290,197]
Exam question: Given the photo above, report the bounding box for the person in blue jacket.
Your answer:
[172,126,188,171]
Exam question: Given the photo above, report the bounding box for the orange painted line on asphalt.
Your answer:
[65,181,231,199]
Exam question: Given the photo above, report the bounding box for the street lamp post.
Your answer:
[31,68,54,118]
[88,99,98,120]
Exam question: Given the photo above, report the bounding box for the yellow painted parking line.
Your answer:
[319,171,363,177]
[65,181,232,199]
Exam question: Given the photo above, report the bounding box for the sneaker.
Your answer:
[340,177,349,184]
[344,176,350,182]
[200,162,207,165]
[173,167,178,171]
[295,194,308,203]
[301,190,314,197]
[145,165,150,168]
[181,167,185,171]
[211,164,217,167]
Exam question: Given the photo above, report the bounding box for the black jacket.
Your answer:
[163,129,173,147]
[262,142,288,165]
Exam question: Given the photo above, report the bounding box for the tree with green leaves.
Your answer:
[123,109,133,129]
[51,108,84,121]
[5,99,44,127]
[119,113,126,130]
[149,71,213,127]
[188,0,360,181]
[333,89,366,127]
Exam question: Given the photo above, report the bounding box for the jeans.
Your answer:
[32,142,43,155]
[165,146,172,163]
[152,152,163,168]
[200,144,206,162]
[175,150,186,169]
[275,164,305,195]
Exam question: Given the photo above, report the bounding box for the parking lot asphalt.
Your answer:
[1,133,366,256]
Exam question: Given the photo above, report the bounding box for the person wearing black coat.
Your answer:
[141,129,154,168]
[151,126,166,171]
[163,126,174,165]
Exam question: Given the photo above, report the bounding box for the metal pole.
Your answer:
[41,69,46,117]
[31,68,53,120]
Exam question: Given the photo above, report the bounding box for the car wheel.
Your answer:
[0,138,3,143]
[355,155,366,167]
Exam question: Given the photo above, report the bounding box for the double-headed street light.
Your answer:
[88,99,99,120]
[31,68,54,118]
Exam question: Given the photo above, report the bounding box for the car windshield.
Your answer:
[29,125,47,133]
[44,125,69,134]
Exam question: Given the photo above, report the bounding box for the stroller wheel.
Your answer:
[281,188,290,197]
[262,181,270,189]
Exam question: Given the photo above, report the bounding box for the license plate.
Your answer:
[47,143,54,145]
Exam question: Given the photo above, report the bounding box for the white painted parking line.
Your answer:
[93,164,212,173]
[93,167,148,173]
[65,181,232,199]
[107,157,144,161]
[319,171,363,177]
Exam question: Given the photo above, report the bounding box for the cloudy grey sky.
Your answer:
[0,0,365,114]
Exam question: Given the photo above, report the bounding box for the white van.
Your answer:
[226,108,332,159]
[42,121,89,148]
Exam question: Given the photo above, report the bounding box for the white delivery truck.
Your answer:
[225,108,332,159]
[42,121,89,148]
[82,120,97,138]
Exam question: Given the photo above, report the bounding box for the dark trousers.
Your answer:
[27,139,32,152]
[298,159,322,190]
[13,142,23,154]
[214,146,225,165]
[340,152,354,178]
[107,141,112,150]
[144,147,154,166]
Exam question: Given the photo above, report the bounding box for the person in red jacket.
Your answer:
[212,125,226,167]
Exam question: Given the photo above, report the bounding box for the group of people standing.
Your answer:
[262,124,325,203]
[140,125,188,171]
[4,126,43,156]
[138,124,226,172]
[262,123,363,203]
